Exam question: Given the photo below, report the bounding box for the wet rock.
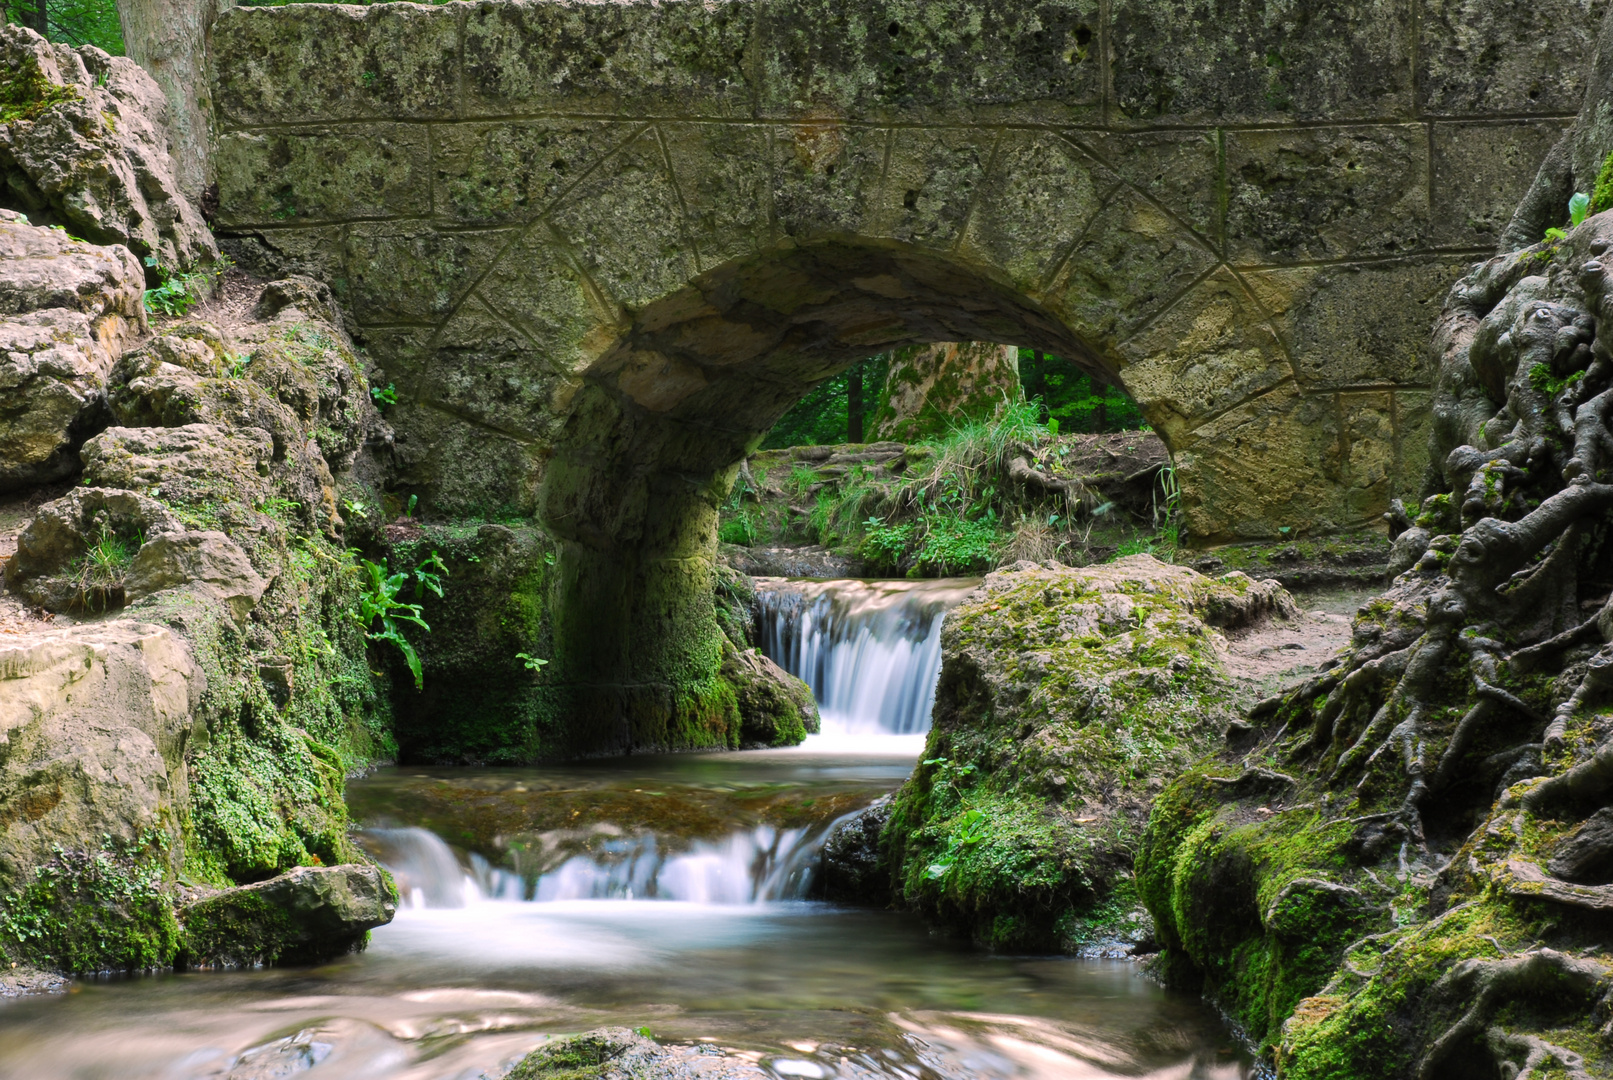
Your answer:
[1548,808,1613,885]
[124,530,267,623]
[4,487,181,612]
[0,965,67,997]
[883,555,1295,951]
[178,863,398,967]
[0,25,216,270]
[0,215,145,491]
[720,641,819,748]
[0,621,202,886]
[817,795,893,905]
[506,1028,770,1080]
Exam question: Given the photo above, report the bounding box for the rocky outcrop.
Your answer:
[720,641,819,748]
[0,25,216,271]
[178,863,397,967]
[877,555,1295,953]
[0,212,145,491]
[3,487,182,611]
[0,622,201,889]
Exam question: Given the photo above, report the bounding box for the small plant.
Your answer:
[349,551,447,690]
[342,499,369,520]
[911,513,997,575]
[256,496,302,520]
[860,516,915,572]
[718,508,758,546]
[226,353,252,378]
[141,257,199,316]
[72,525,139,611]
[515,652,549,673]
[405,494,418,519]
[371,383,398,406]
[1571,191,1592,227]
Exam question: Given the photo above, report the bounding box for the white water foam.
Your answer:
[754,577,977,736]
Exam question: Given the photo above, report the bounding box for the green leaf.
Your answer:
[1571,191,1592,227]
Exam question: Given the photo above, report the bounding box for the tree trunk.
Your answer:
[116,0,232,200]
[27,0,49,37]
[847,365,864,443]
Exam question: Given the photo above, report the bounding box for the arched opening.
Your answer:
[538,238,1151,752]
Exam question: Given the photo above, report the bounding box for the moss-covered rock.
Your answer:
[178,863,398,967]
[879,554,1297,952]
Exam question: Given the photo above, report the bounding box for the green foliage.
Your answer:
[0,52,81,123]
[0,835,179,973]
[911,513,997,575]
[1591,150,1613,217]
[1528,361,1583,396]
[349,551,446,690]
[3,0,124,53]
[859,517,915,573]
[1544,226,1569,243]
[717,506,758,545]
[1019,350,1145,433]
[70,523,138,610]
[515,651,548,672]
[1570,190,1591,227]
[370,382,398,405]
[506,1032,625,1080]
[760,354,890,449]
[141,258,202,316]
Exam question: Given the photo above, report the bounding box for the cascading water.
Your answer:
[363,821,842,908]
[753,577,978,736]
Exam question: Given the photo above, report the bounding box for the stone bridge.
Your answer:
[206,0,1598,736]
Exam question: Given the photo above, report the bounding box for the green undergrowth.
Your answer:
[0,834,180,974]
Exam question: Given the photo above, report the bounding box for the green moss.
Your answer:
[178,889,299,967]
[1589,149,1613,217]
[0,837,181,974]
[507,1033,627,1080]
[0,56,79,125]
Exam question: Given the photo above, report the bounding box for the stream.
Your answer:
[0,578,1250,1080]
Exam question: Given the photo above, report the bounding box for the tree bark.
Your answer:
[116,0,232,200]
[847,365,864,443]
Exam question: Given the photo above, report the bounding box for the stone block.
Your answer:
[1077,129,1223,249]
[1047,188,1220,351]
[1418,0,1607,115]
[1119,268,1292,444]
[959,130,1115,288]
[462,0,757,118]
[1244,258,1467,389]
[659,122,776,272]
[387,402,547,519]
[1338,391,1397,521]
[211,4,459,126]
[1174,384,1345,541]
[430,119,633,227]
[1431,121,1571,249]
[341,225,515,326]
[213,127,429,228]
[549,129,696,310]
[756,0,1103,123]
[476,235,609,378]
[877,127,997,250]
[1110,0,1413,124]
[770,120,891,241]
[1225,125,1429,264]
[1393,388,1434,493]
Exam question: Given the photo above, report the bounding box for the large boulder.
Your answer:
[721,641,819,748]
[878,555,1296,952]
[178,863,397,967]
[0,25,216,270]
[0,213,145,491]
[125,530,268,623]
[0,621,202,888]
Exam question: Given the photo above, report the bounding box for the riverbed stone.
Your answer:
[178,863,398,967]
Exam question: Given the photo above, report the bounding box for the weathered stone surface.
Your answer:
[817,794,892,904]
[178,864,396,967]
[80,423,275,510]
[1431,121,1574,249]
[1419,0,1607,115]
[4,487,182,612]
[125,531,267,623]
[0,217,145,490]
[0,621,202,886]
[0,25,216,270]
[505,1028,770,1080]
[879,556,1295,951]
[867,341,1021,442]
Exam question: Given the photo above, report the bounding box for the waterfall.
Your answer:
[754,577,977,736]
[364,822,841,909]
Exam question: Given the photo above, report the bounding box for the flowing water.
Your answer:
[0,578,1250,1080]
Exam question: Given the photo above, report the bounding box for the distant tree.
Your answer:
[761,355,890,449]
[4,0,124,53]
[1018,349,1144,433]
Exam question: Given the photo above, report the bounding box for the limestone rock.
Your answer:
[720,640,820,748]
[4,487,182,612]
[80,423,275,510]
[505,1028,769,1080]
[0,25,216,270]
[125,530,268,623]
[0,621,202,887]
[882,555,1294,950]
[252,275,348,334]
[178,863,397,967]
[0,217,145,490]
